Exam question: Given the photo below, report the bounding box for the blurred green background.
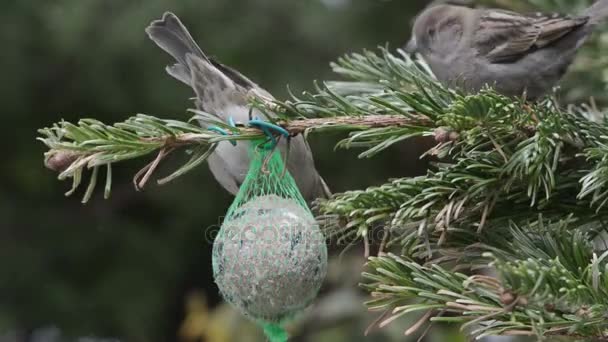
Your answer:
[1,0,443,341]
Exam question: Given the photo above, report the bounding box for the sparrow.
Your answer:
[404,0,608,98]
[146,12,330,202]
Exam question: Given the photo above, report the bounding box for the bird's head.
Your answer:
[405,4,465,55]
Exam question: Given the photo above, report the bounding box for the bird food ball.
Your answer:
[212,195,327,323]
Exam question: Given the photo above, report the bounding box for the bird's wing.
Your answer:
[207,148,244,195]
[185,54,248,118]
[474,9,588,63]
[209,59,257,90]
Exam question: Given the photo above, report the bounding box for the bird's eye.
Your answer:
[427,27,436,37]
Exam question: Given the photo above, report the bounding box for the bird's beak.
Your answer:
[404,37,417,54]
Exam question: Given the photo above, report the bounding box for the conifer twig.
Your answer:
[39,112,432,202]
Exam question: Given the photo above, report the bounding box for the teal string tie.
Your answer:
[207,116,289,149]
[261,322,288,342]
[207,116,238,146]
[248,116,289,149]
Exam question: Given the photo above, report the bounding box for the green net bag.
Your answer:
[212,139,328,341]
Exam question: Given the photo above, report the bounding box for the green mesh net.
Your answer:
[212,139,328,341]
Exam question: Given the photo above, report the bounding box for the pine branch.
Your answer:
[315,89,608,255]
[39,47,446,202]
[39,112,430,202]
[312,53,608,257]
[363,221,608,338]
[364,245,608,340]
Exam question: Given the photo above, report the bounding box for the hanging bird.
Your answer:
[404,0,608,98]
[146,12,330,202]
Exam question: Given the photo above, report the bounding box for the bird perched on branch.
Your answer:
[146,12,329,202]
[405,0,608,98]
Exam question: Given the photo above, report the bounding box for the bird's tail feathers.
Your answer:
[586,0,608,25]
[146,12,208,85]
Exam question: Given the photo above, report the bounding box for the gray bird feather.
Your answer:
[406,0,608,98]
[475,10,588,63]
[146,12,330,201]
